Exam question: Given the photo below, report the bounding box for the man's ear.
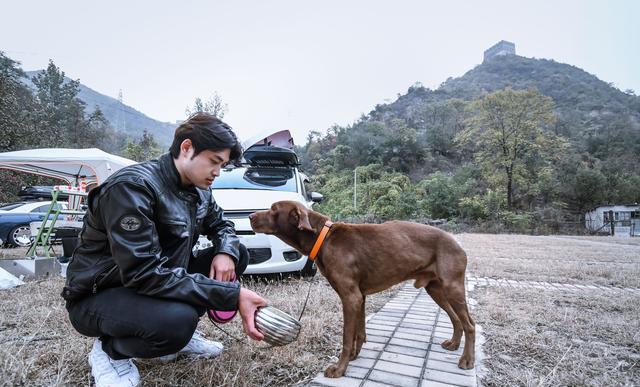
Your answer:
[291,207,313,232]
[180,139,193,158]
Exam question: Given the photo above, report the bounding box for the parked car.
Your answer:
[0,201,67,247]
[18,186,69,201]
[204,137,323,276]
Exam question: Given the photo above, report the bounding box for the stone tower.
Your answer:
[483,40,516,62]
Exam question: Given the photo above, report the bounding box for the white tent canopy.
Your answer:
[0,148,136,186]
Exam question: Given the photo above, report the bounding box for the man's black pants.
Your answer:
[66,245,248,360]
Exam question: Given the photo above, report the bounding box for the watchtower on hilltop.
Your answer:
[483,40,516,62]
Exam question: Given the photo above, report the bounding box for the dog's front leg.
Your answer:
[351,295,366,360]
[324,292,362,378]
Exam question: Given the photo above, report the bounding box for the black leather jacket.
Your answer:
[62,153,241,310]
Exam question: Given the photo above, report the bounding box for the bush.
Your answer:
[458,196,486,220]
[500,211,534,234]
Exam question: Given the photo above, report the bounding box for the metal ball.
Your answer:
[255,306,301,346]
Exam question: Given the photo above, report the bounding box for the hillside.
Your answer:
[22,71,176,145]
[367,54,640,168]
[299,52,640,225]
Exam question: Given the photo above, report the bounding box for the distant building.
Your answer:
[483,40,516,62]
[585,204,640,237]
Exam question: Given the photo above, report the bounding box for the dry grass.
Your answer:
[0,274,401,386]
[0,245,63,259]
[474,286,640,386]
[1,233,639,386]
[459,234,640,386]
[458,234,640,288]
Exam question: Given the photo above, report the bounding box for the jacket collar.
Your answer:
[159,153,201,203]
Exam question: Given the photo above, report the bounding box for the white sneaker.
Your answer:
[88,339,140,387]
[156,331,224,362]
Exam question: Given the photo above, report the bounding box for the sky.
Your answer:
[2,0,638,143]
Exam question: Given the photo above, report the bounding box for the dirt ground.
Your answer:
[0,233,638,386]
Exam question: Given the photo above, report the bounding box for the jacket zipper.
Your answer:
[92,264,117,294]
[187,203,197,264]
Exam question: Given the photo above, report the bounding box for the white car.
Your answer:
[201,131,323,276]
[0,201,64,214]
[0,201,68,247]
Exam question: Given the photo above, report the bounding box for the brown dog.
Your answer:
[249,201,475,378]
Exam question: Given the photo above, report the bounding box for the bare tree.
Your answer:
[185,92,228,118]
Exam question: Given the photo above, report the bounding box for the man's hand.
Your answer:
[210,253,236,282]
[238,288,268,341]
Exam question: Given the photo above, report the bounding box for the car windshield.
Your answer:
[0,203,26,211]
[213,167,297,192]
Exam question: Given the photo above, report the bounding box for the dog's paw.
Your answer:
[441,339,460,351]
[324,364,346,378]
[458,355,475,370]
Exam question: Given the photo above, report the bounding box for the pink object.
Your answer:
[207,274,238,324]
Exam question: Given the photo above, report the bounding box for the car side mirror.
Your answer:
[310,192,324,203]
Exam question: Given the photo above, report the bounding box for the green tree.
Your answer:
[415,172,458,219]
[31,60,88,147]
[121,130,162,161]
[316,164,416,221]
[342,121,386,167]
[79,107,129,152]
[459,88,566,209]
[381,119,423,173]
[556,156,607,212]
[0,52,35,151]
[415,99,468,158]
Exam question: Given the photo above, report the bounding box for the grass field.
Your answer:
[460,233,640,386]
[1,233,638,386]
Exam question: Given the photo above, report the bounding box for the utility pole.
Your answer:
[353,167,357,210]
[609,210,615,236]
[118,89,126,132]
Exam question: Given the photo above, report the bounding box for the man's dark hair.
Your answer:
[169,112,242,163]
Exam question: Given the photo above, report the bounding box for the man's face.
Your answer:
[180,142,231,189]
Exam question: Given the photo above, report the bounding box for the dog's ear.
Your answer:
[291,207,314,232]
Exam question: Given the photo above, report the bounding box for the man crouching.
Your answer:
[62,113,267,387]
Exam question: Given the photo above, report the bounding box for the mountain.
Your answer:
[373,54,640,148]
[297,50,640,222]
[361,53,640,177]
[22,71,176,145]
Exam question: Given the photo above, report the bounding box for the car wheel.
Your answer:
[8,224,32,247]
[299,258,317,277]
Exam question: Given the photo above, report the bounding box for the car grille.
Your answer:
[248,248,272,264]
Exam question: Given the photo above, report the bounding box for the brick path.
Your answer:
[466,276,640,294]
[309,284,478,387]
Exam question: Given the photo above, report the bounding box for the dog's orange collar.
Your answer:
[308,220,334,261]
